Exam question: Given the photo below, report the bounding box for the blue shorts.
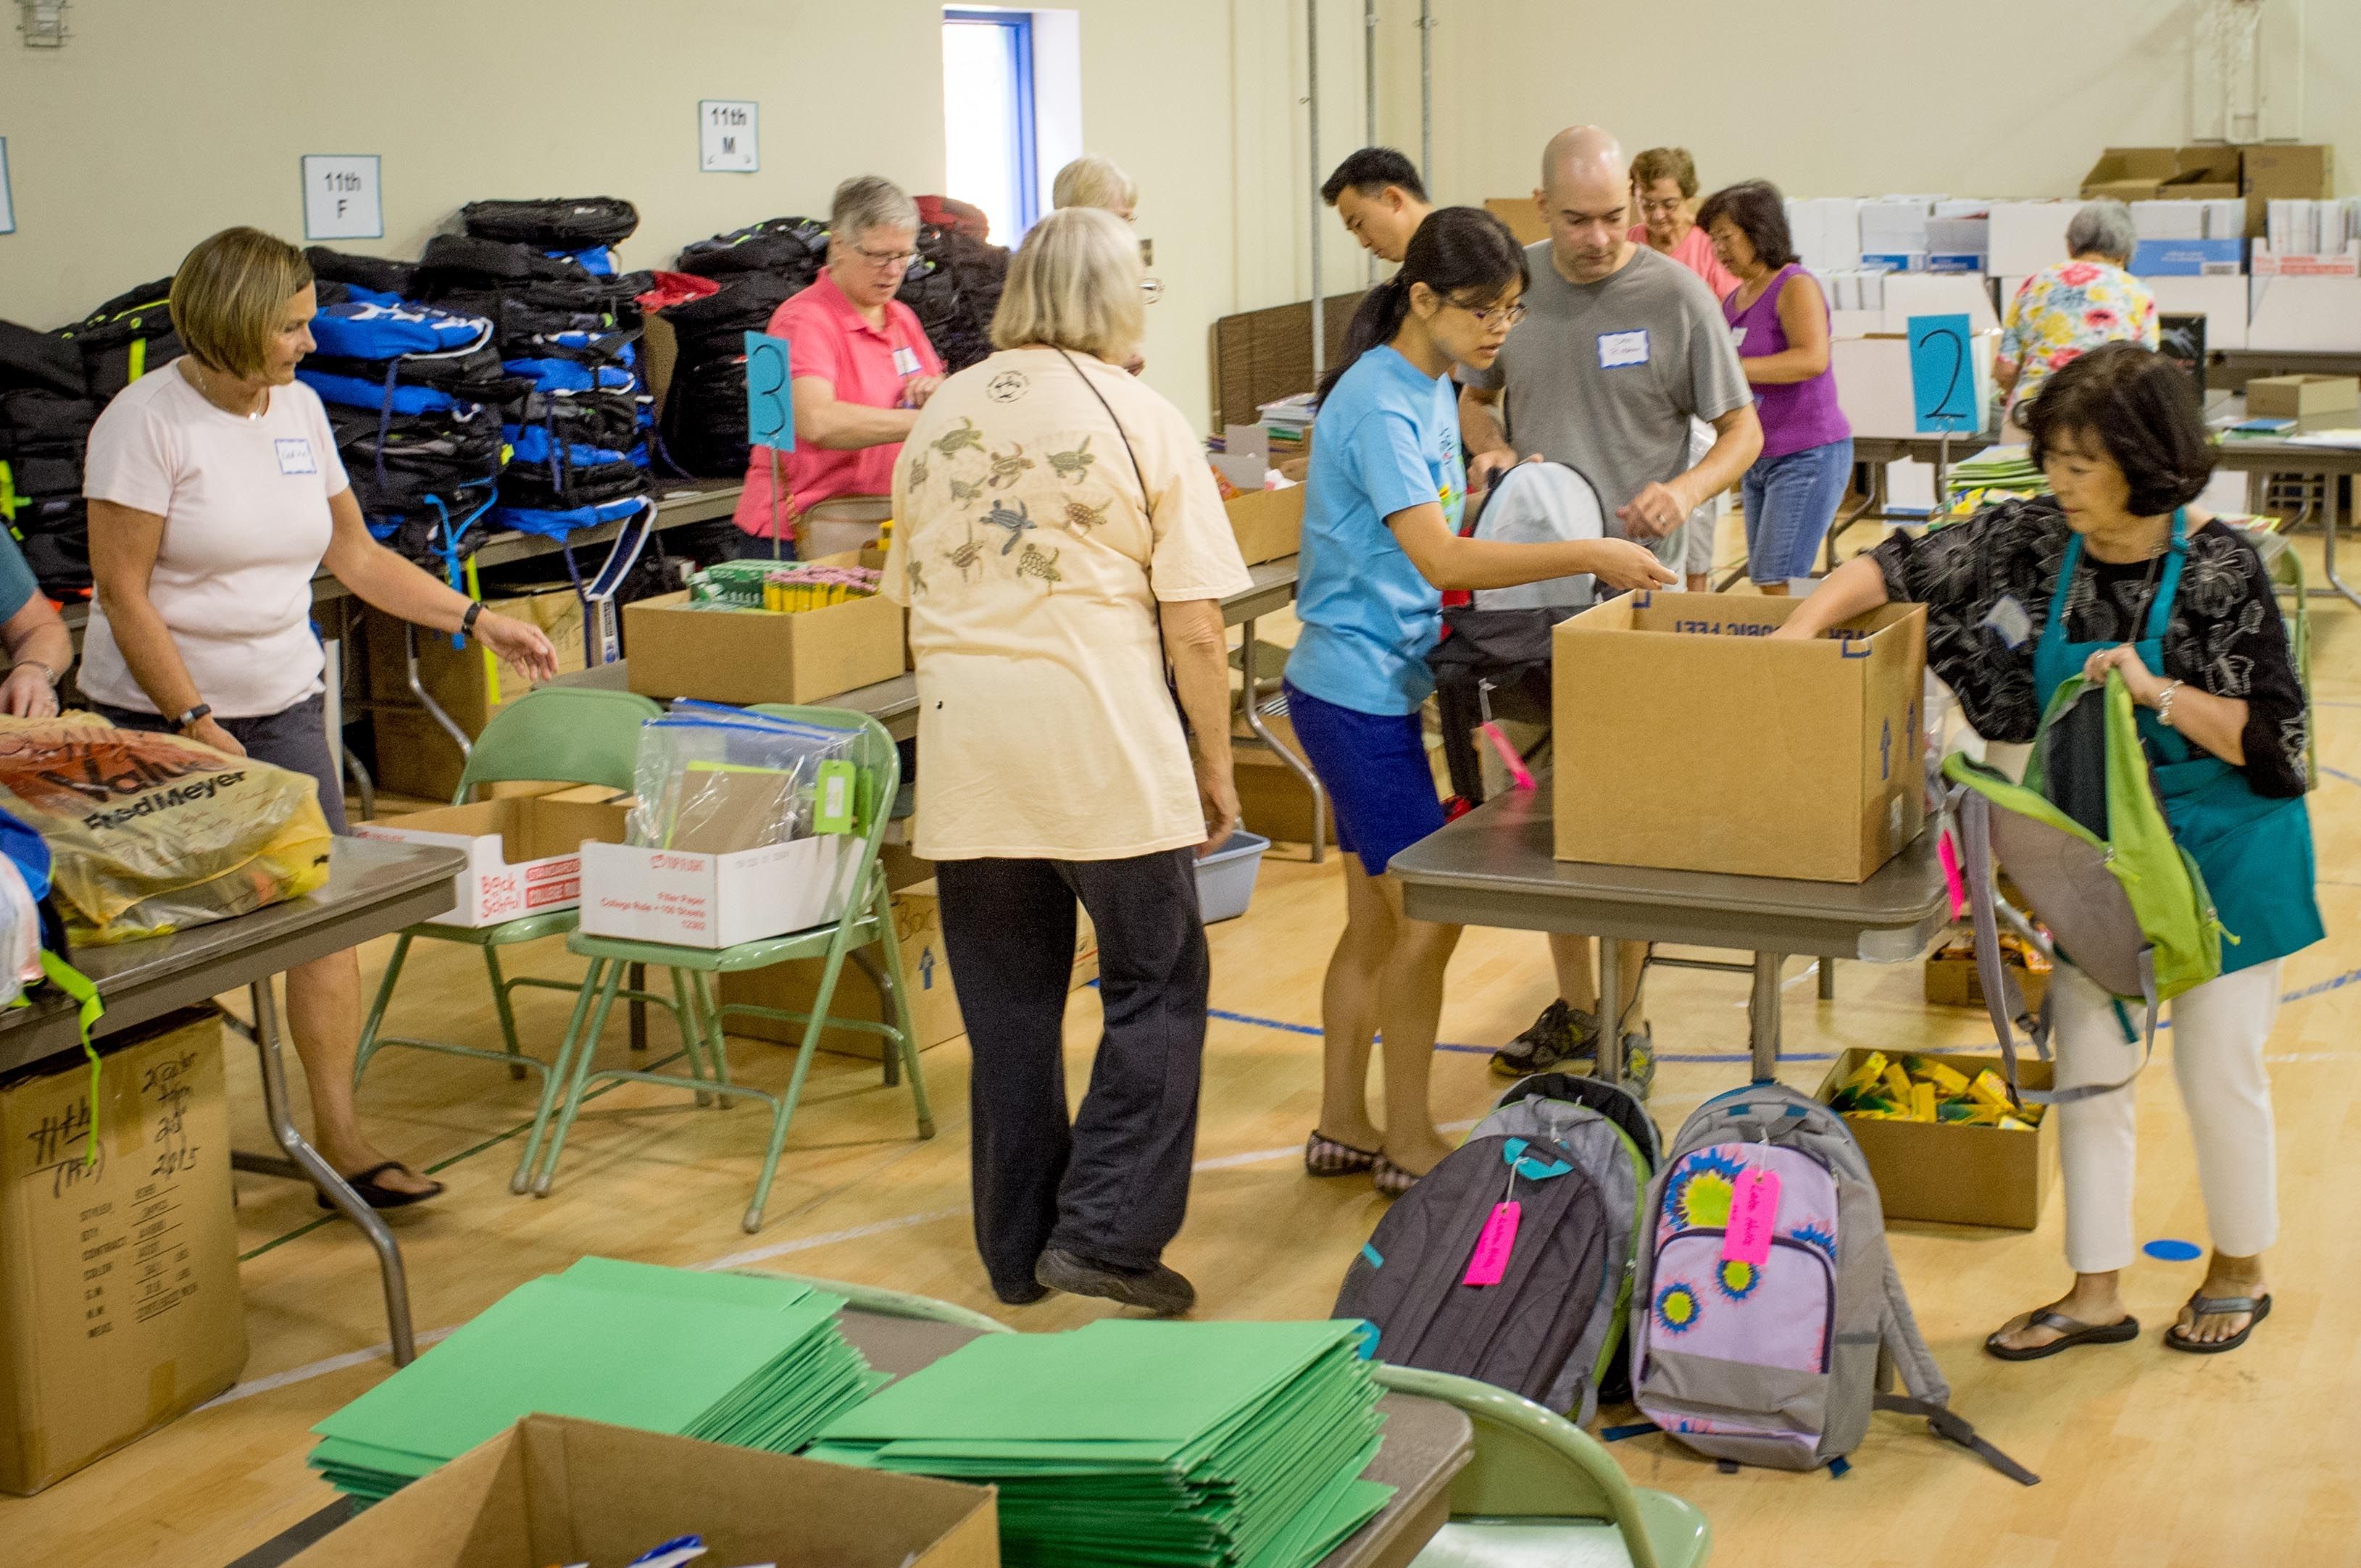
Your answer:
[1282,680,1444,875]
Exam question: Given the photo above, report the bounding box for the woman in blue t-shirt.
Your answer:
[1284,207,1674,1196]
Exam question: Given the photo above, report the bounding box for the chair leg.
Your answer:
[530,959,628,1198]
[670,966,715,1106]
[352,932,413,1090]
[692,971,733,1093]
[744,945,850,1233]
[480,944,529,1081]
[853,947,899,1088]
[512,956,606,1193]
[873,880,934,1138]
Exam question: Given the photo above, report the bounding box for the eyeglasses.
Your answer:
[848,241,918,271]
[1141,277,1165,304]
[1638,196,1687,217]
[1453,299,1528,328]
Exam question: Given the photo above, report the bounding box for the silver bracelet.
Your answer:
[2156,680,2184,730]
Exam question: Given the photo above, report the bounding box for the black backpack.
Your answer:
[674,217,830,283]
[1334,1133,1610,1409]
[55,280,182,399]
[461,196,641,250]
[304,247,420,300]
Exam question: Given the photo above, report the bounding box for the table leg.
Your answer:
[1817,959,1835,1001]
[1749,954,1784,1083]
[1238,614,1330,864]
[1594,937,1623,1085]
[2320,470,2361,612]
[246,979,418,1366]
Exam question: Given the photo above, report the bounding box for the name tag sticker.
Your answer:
[1731,326,1749,349]
[1982,594,2033,650]
[1598,329,1650,369]
[274,438,317,475]
[892,346,922,377]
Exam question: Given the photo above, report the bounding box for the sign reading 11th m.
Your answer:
[700,101,759,173]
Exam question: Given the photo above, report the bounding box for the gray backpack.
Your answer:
[1333,1075,1653,1425]
[1626,1083,2036,1483]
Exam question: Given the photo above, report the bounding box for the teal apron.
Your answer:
[2031,508,2322,975]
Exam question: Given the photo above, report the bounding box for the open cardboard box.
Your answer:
[285,1414,999,1568]
[2245,373,2360,420]
[2080,146,2241,206]
[352,786,635,927]
[625,568,904,708]
[1552,593,1927,883]
[1817,1049,2057,1230]
[1225,483,1303,566]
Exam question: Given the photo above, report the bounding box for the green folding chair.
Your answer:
[1375,1367,1712,1568]
[352,685,673,1190]
[515,704,935,1233]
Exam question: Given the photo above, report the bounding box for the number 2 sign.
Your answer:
[1907,312,1978,435]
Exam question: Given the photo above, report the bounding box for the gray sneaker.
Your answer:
[1489,1001,1602,1080]
[1615,1027,1657,1100]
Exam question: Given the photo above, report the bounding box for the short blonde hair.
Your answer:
[990,207,1146,359]
[1052,156,1138,217]
[170,228,313,380]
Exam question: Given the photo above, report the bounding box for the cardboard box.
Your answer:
[1880,272,2001,335]
[2245,373,2360,419]
[578,834,865,949]
[367,588,591,801]
[2249,272,2361,351]
[1225,483,1303,566]
[2251,240,2361,278]
[2131,237,2246,277]
[2147,272,2249,350]
[625,588,904,708]
[2081,146,2241,206]
[1832,330,1999,441]
[1552,593,1927,883]
[0,1009,245,1494]
[2242,143,2335,236]
[1816,1048,2057,1230]
[1485,196,1547,246]
[720,879,1099,1058]
[351,787,636,927]
[286,1414,999,1568]
[1987,201,2087,278]
[1923,943,2050,1015]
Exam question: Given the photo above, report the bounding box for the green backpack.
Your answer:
[1943,671,2223,1104]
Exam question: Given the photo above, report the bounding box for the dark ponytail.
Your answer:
[1316,206,1530,401]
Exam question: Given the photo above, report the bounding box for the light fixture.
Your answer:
[17,0,68,47]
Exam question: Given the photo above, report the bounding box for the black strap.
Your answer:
[1874,1395,2041,1486]
[1051,348,1150,514]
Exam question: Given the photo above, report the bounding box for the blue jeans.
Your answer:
[1741,438,1854,586]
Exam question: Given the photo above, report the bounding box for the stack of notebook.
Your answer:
[1944,444,2046,498]
[309,1259,880,1504]
[808,1318,1393,1568]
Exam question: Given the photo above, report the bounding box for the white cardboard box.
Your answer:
[351,790,633,928]
[1833,330,1998,440]
[2248,272,2361,351]
[1882,273,2002,335]
[578,835,865,949]
[1987,201,2086,278]
[2147,273,2249,350]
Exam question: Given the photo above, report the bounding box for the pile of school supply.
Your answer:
[807,1317,1394,1568]
[1931,444,2049,525]
[307,1259,880,1505]
[686,560,882,612]
[630,704,863,853]
[1828,1051,2044,1130]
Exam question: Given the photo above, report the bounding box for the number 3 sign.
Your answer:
[744,332,794,449]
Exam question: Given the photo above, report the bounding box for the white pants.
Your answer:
[2051,959,2282,1273]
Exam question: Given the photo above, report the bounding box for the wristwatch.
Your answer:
[460,601,485,641]
[174,702,213,734]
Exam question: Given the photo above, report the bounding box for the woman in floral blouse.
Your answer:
[1994,199,2158,435]
[1777,344,2316,1363]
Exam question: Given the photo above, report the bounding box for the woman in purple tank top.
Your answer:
[1699,180,1854,592]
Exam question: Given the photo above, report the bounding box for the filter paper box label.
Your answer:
[579,834,864,948]
[352,787,633,927]
[1552,593,1928,883]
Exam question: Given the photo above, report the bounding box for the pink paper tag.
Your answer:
[1461,1201,1522,1286]
[1938,830,1967,921]
[1719,1168,1782,1269]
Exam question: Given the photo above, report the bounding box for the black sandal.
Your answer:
[1304,1132,1380,1177]
[317,1161,444,1212]
[2164,1291,2271,1354]
[1984,1309,2140,1361]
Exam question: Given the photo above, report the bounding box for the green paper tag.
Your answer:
[813,760,857,835]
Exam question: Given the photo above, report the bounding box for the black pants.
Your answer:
[934,848,1209,1298]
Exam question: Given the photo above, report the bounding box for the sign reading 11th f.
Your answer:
[700,101,759,173]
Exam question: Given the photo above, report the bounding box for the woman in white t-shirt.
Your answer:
[83,228,559,1209]
[883,208,1248,1315]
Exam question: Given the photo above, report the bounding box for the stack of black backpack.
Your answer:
[0,320,103,596]
[299,250,523,580]
[416,198,657,541]
[900,222,1007,375]
[657,217,831,478]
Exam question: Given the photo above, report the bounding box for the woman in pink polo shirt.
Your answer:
[733,176,945,557]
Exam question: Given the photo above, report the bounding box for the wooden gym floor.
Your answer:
[6,525,2357,1567]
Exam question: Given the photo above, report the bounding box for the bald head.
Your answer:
[1533,126,1636,284]
[1541,126,1627,198]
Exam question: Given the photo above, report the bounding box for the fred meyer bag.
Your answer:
[0,714,331,943]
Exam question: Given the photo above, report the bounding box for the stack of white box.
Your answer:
[2265,199,2361,257]
[1859,197,1938,272]
[1785,197,1863,276]
[2131,199,2245,239]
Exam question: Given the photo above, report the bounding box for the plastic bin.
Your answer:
[1194,830,1270,923]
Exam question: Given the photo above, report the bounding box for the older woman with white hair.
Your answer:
[732,175,945,556]
[1994,198,2158,436]
[883,206,1249,1317]
[1052,155,1138,222]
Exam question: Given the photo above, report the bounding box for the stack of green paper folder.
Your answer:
[807,1318,1394,1568]
[309,1258,882,1503]
[1945,444,2046,496]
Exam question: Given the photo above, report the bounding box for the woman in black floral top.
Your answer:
[1776,344,2318,1361]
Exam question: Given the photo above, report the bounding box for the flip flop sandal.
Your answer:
[2165,1291,2272,1355]
[1372,1155,1423,1198]
[1304,1131,1379,1177]
[317,1161,445,1212]
[1984,1309,2141,1361]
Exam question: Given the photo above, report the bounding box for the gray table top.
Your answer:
[1392,783,1952,962]
[2209,399,2361,471]
[832,1308,1473,1568]
[0,837,466,1079]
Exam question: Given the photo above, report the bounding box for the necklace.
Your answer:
[188,360,266,420]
